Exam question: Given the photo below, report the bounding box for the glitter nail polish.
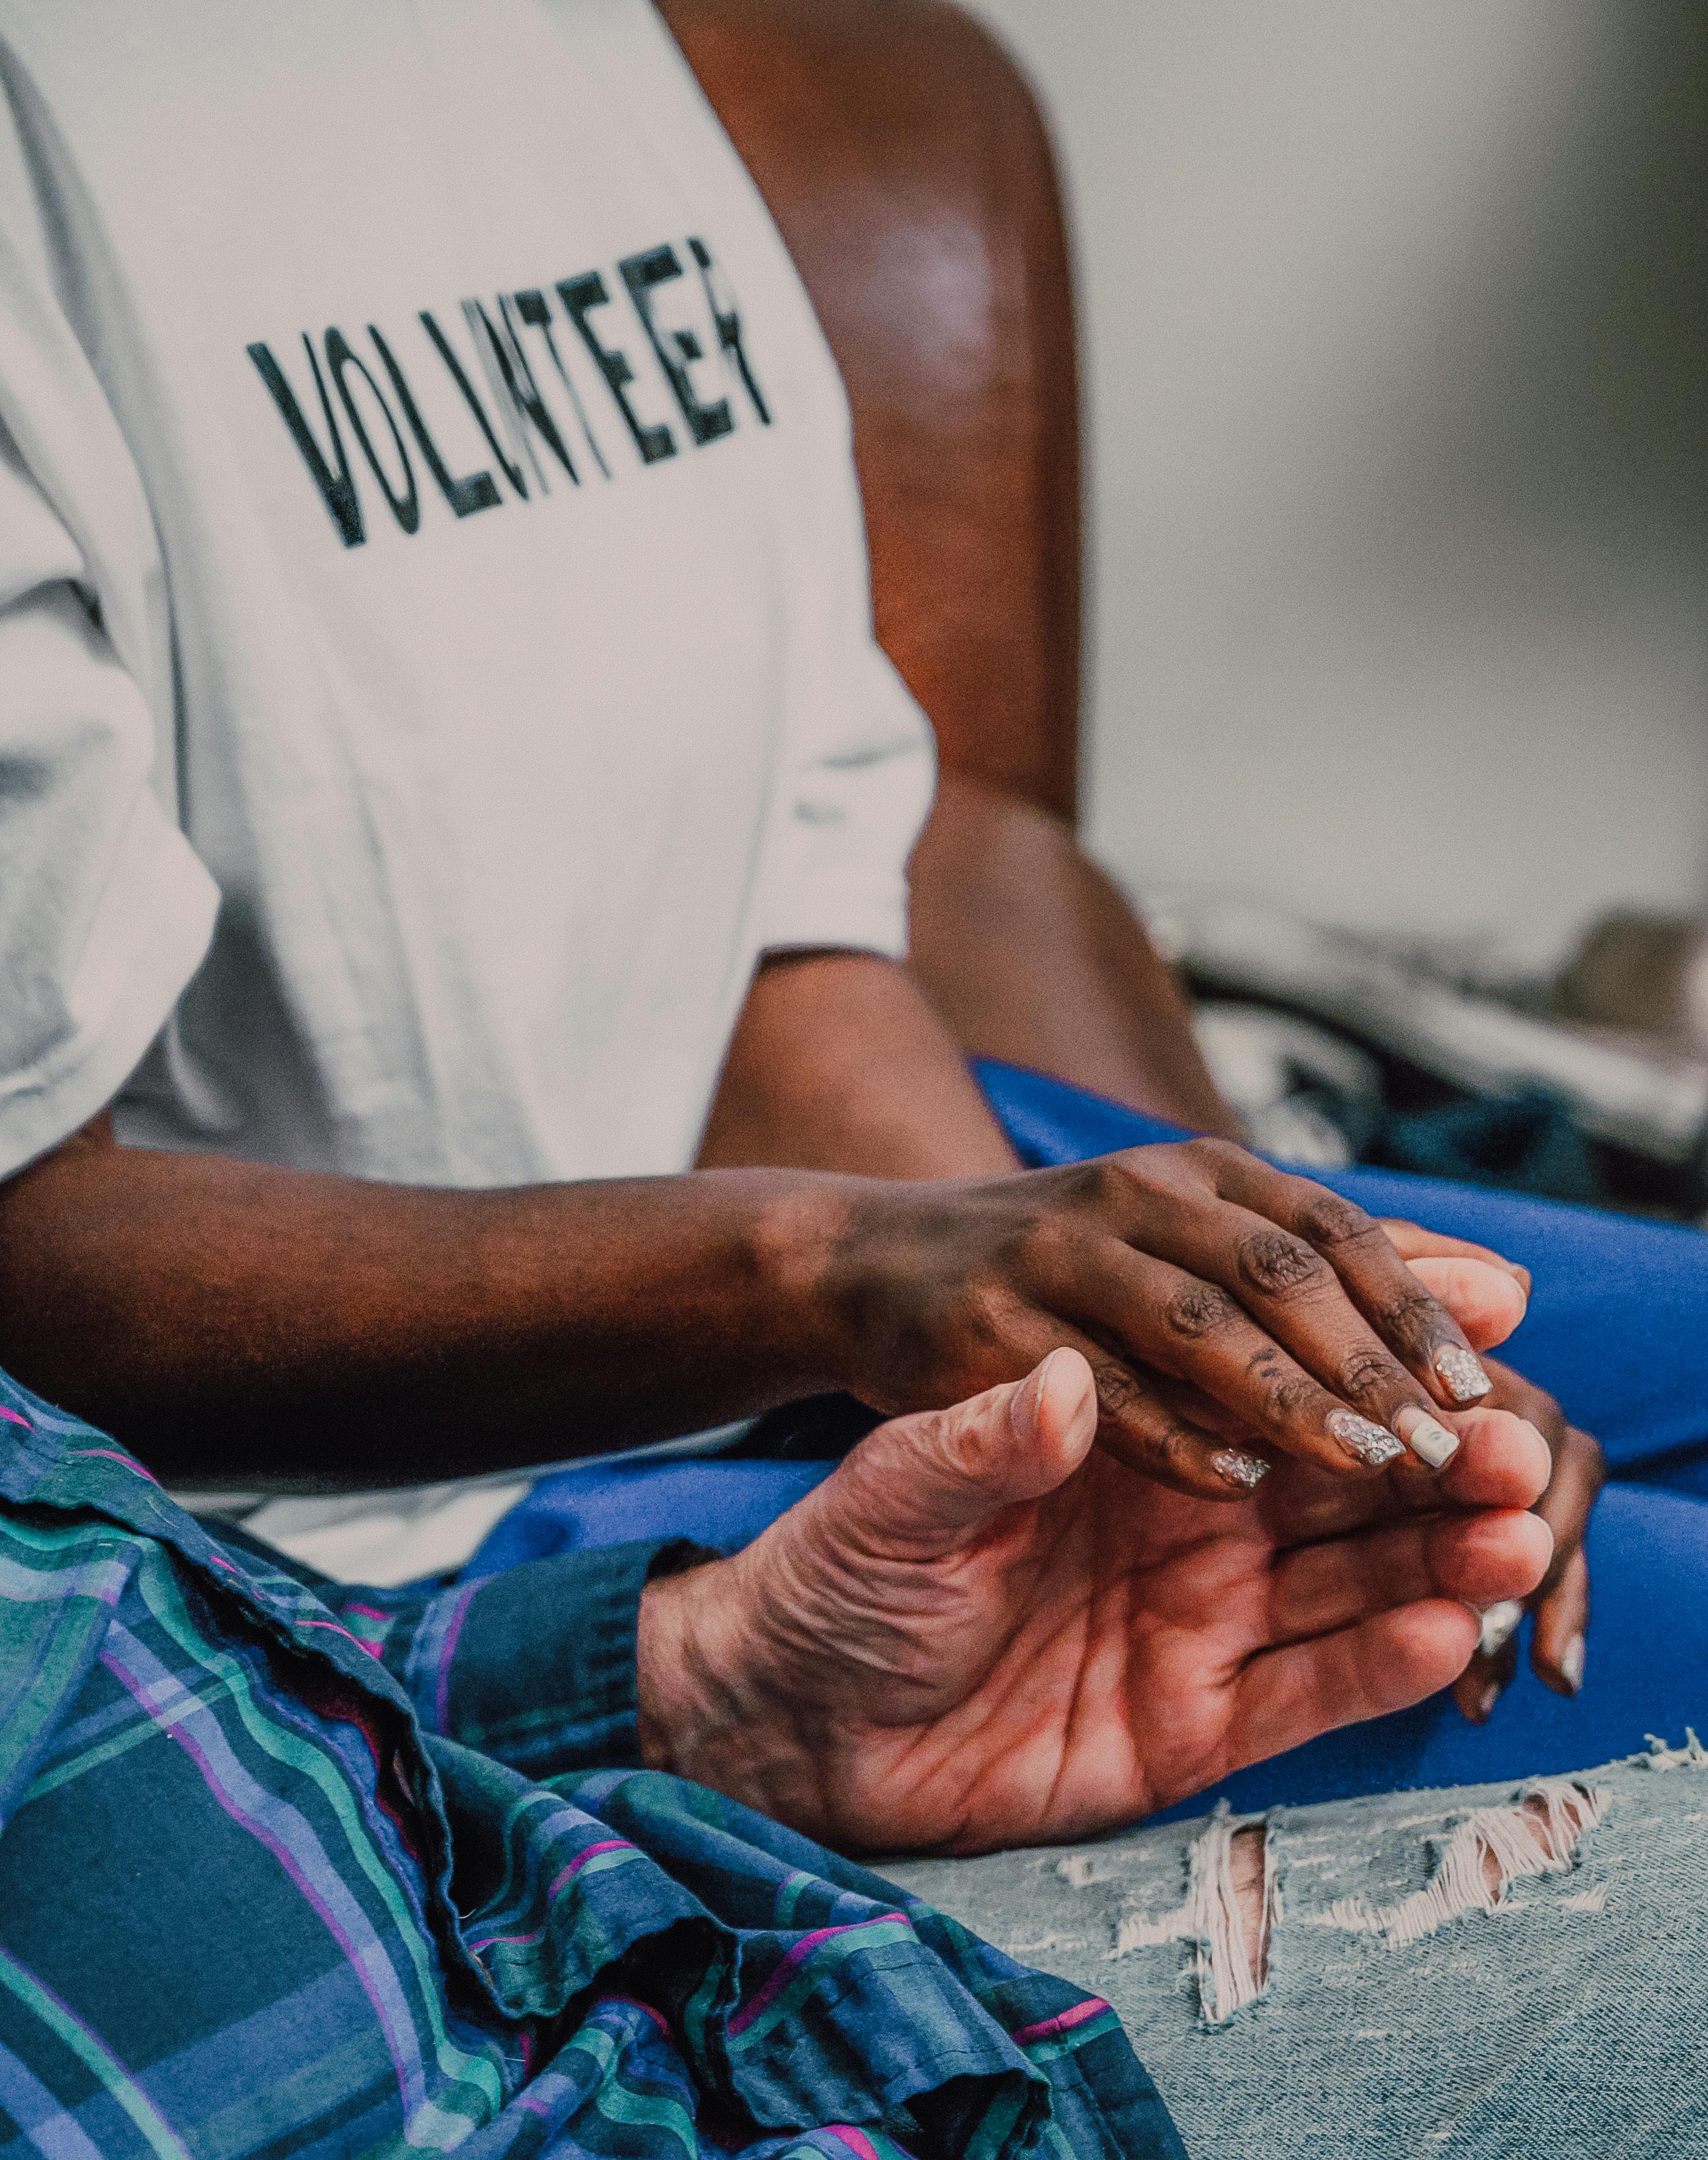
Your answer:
[1434,1343,1492,1405]
[1326,1408,1405,1468]
[1211,1448,1269,1491]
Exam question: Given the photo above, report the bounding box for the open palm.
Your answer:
[641,1348,1553,1856]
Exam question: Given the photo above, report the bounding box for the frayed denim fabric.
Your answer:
[886,1740,1708,2156]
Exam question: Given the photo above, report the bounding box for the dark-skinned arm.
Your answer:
[0,1024,1512,1514]
[0,953,1008,1486]
[0,1112,854,1489]
[906,769,1239,1137]
[696,946,1018,1178]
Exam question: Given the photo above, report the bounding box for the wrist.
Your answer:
[635,1549,827,1829]
[740,1169,860,1399]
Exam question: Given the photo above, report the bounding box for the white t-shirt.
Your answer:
[0,0,934,1189]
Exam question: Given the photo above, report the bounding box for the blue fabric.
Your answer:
[468,1460,834,1579]
[468,1059,1708,1813]
[0,1367,1176,2159]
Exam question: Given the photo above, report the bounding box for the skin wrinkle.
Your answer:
[1235,1229,1325,1300]
[1380,1285,1455,1364]
[1164,1282,1238,1340]
[1336,1346,1408,1407]
[1295,1196,1377,1250]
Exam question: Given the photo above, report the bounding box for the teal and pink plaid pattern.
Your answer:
[0,1370,1180,2158]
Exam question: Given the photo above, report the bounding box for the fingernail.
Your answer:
[1560,1633,1585,1695]
[1326,1408,1405,1467]
[1434,1344,1492,1405]
[1477,1599,1524,1657]
[1016,1350,1060,1444]
[1211,1447,1269,1492]
[1477,1681,1501,1720]
[1394,1404,1460,1470]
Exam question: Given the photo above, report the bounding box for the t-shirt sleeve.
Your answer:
[0,421,217,1177]
[741,347,936,963]
[749,632,936,965]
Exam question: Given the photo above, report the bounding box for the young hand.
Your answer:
[799,1141,1514,1500]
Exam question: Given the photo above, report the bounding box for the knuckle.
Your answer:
[1063,1156,1134,1212]
[1337,1345,1408,1405]
[1267,1370,1323,1421]
[957,1278,1018,1353]
[1144,1420,1221,1492]
[1295,1193,1377,1249]
[1377,1284,1446,1352]
[1244,1347,1318,1421]
[1095,1361,1152,1419]
[1181,1135,1241,1178]
[1235,1227,1328,1300]
[1162,1279,1239,1341]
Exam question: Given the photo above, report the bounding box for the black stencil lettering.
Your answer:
[420,309,530,500]
[246,336,366,547]
[687,239,771,424]
[325,328,420,534]
[556,270,676,465]
[368,325,501,519]
[512,289,610,479]
[619,245,733,448]
[464,299,579,488]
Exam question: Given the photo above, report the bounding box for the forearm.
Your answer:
[0,1117,846,1486]
[696,947,1018,1177]
[908,771,1240,1137]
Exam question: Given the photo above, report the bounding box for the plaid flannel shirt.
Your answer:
[0,1366,1181,2159]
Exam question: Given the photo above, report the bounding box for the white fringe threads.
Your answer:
[1112,1803,1274,2025]
[1311,1777,1610,1949]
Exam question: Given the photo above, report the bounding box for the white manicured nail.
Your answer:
[1326,1408,1405,1468]
[1395,1404,1460,1470]
[1560,1633,1585,1694]
[1477,1599,1524,1658]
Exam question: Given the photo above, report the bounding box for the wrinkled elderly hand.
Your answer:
[1379,1218,1604,1718]
[638,1282,1552,1856]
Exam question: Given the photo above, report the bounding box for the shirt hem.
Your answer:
[0,871,217,1180]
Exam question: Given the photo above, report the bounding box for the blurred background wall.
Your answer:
[967,0,1708,948]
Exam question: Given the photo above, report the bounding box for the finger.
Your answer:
[1230,1600,1484,1772]
[1080,1345,1276,1500]
[1531,1427,1606,1597]
[1257,1408,1553,1547]
[1265,1507,1555,1648]
[847,1348,1103,1542]
[1531,1543,1589,1698]
[1405,1257,1529,1353]
[1193,1153,1498,1410]
[1379,1218,1532,1299]
[982,1311,1278,1502]
[1072,1240,1435,1480]
[1454,1626,1522,1723]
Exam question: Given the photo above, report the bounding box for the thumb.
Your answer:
[840,1348,1100,1545]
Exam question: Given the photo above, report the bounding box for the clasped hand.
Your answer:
[782,1136,1596,1710]
[638,1319,1553,1853]
[635,1145,1600,1849]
